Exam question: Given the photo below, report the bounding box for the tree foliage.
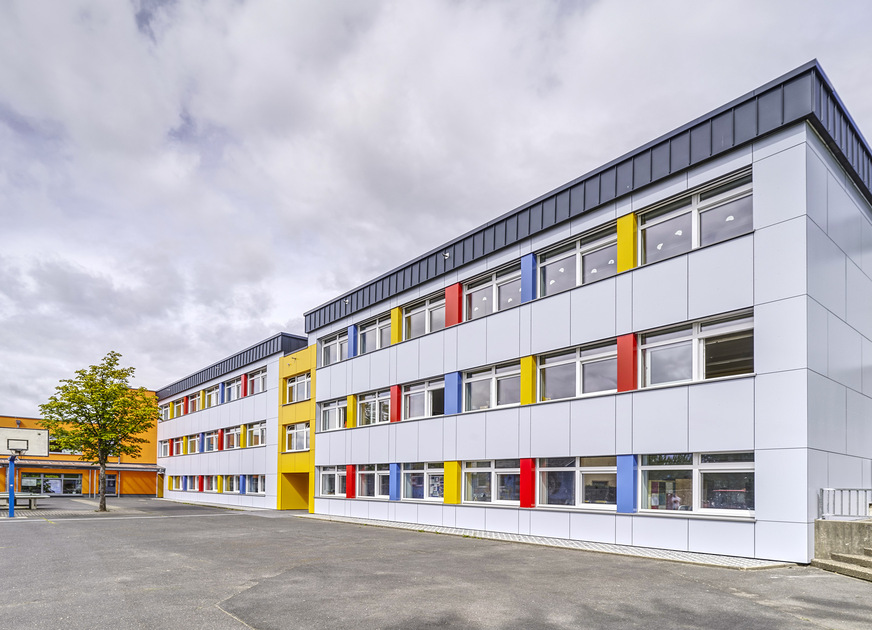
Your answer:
[38,351,158,511]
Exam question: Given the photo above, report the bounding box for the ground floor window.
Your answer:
[186,475,197,491]
[640,452,754,513]
[224,475,239,493]
[21,473,82,495]
[320,466,346,497]
[204,475,217,492]
[357,464,390,497]
[538,457,617,507]
[169,476,182,491]
[247,474,266,494]
[463,460,520,504]
[402,463,444,500]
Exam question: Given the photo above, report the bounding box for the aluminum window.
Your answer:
[172,437,183,454]
[224,426,241,450]
[539,226,618,297]
[159,440,169,458]
[286,373,311,404]
[321,332,348,367]
[186,435,199,454]
[204,431,219,452]
[246,474,266,494]
[247,422,266,447]
[465,265,522,321]
[357,464,391,498]
[286,422,310,452]
[320,399,348,432]
[224,378,241,402]
[205,386,219,408]
[404,295,446,340]
[247,368,267,395]
[463,460,521,504]
[640,452,755,513]
[640,173,752,265]
[359,316,391,355]
[402,462,444,500]
[539,342,617,402]
[320,466,346,497]
[224,475,240,494]
[358,390,391,426]
[538,457,617,508]
[640,312,753,387]
[188,395,199,413]
[464,362,521,411]
[402,380,445,420]
[160,405,170,421]
[173,399,184,417]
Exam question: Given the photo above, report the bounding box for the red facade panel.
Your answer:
[445,283,463,327]
[390,385,402,422]
[345,465,356,498]
[520,458,536,508]
[616,333,638,392]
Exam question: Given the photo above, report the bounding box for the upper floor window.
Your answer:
[247,422,266,447]
[247,369,267,395]
[640,452,754,513]
[322,332,348,367]
[403,462,444,500]
[403,380,445,420]
[640,312,753,387]
[160,405,170,422]
[205,386,219,408]
[186,435,199,454]
[640,173,752,265]
[188,394,199,413]
[464,362,521,411]
[159,440,169,458]
[539,226,617,297]
[358,464,391,498]
[539,341,617,402]
[224,426,241,450]
[172,437,183,454]
[173,399,184,417]
[286,422,310,452]
[404,296,446,340]
[358,390,390,426]
[320,399,348,432]
[359,316,391,355]
[224,378,241,402]
[204,431,218,452]
[538,456,617,508]
[465,265,522,321]
[464,459,521,504]
[286,373,311,404]
[320,466,346,496]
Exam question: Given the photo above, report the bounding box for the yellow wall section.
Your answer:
[520,356,536,405]
[390,307,402,344]
[443,461,462,504]
[277,345,318,512]
[346,394,357,428]
[217,475,224,493]
[200,390,206,409]
[240,425,247,448]
[616,212,637,272]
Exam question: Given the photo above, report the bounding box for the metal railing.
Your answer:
[818,488,872,519]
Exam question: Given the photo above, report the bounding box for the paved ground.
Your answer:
[1,497,871,629]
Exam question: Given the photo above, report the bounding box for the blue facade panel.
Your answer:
[444,372,463,415]
[521,253,537,303]
[617,454,638,514]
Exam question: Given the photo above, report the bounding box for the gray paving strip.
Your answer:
[298,513,792,569]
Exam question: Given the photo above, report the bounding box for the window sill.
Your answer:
[636,509,755,521]
[283,448,311,454]
[638,372,755,393]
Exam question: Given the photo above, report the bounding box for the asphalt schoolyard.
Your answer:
[1,497,870,629]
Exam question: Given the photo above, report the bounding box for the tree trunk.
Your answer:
[98,461,107,512]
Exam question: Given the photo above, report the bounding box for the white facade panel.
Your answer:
[752,141,806,229]
[687,378,754,453]
[486,308,522,365]
[846,389,872,459]
[754,217,807,305]
[632,516,689,551]
[394,420,419,463]
[569,396,616,457]
[418,332,445,380]
[846,260,872,341]
[485,408,521,459]
[807,219,847,320]
[632,387,689,454]
[368,424,391,463]
[827,311,862,391]
[455,505,486,530]
[455,413,486,461]
[350,426,369,463]
[568,511,616,543]
[688,519,755,557]
[754,370,808,450]
[530,291,572,355]
[754,448,808,523]
[529,510,571,539]
[755,521,813,563]
[569,278,617,347]
[827,175,864,265]
[632,256,688,332]
[530,402,571,458]
[456,318,488,371]
[369,349,391,391]
[417,502,445,526]
[395,339,420,384]
[484,507,520,534]
[807,372,847,453]
[688,235,754,320]
[754,296,808,375]
[417,417,445,463]
[806,145,828,231]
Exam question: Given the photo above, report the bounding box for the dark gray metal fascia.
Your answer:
[304,60,872,333]
[155,332,307,400]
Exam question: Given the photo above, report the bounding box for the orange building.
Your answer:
[0,415,161,497]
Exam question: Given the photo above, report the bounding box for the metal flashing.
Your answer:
[156,332,307,400]
[305,61,872,333]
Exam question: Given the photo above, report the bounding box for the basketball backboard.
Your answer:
[0,427,49,457]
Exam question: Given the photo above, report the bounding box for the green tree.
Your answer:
[38,351,158,512]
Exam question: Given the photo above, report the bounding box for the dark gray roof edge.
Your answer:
[156,332,308,400]
[304,61,872,332]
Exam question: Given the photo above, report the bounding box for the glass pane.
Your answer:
[699,175,752,201]
[642,453,693,466]
[643,327,691,345]
[467,285,492,320]
[704,332,753,378]
[646,341,692,385]
[497,473,521,501]
[643,469,693,510]
[338,475,346,495]
[643,211,692,264]
[542,470,575,505]
[579,456,617,467]
[404,472,424,499]
[701,452,754,463]
[429,305,445,332]
[379,474,391,496]
[322,475,335,495]
[380,325,391,349]
[495,459,521,468]
[582,473,616,504]
[339,340,348,360]
[323,344,334,366]
[541,255,576,296]
[465,472,491,502]
[540,351,575,366]
[405,391,425,419]
[541,363,576,401]
[429,388,444,416]
[428,474,444,498]
[360,329,376,354]
[466,380,491,411]
[496,375,521,406]
[702,472,755,510]
[498,277,522,310]
[542,457,575,468]
[582,357,617,393]
[700,195,753,246]
[404,462,425,470]
[378,400,390,423]
[406,311,426,339]
[582,242,617,284]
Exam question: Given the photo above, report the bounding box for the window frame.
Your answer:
[246,474,266,495]
[286,372,311,404]
[246,422,266,447]
[403,295,446,340]
[639,311,753,388]
[402,380,445,420]
[463,362,521,412]
[319,466,346,497]
[357,464,391,498]
[186,435,199,454]
[538,225,618,298]
[285,422,310,452]
[402,462,444,501]
[224,475,240,494]
[639,452,755,515]
[321,332,349,367]
[160,405,170,422]
[537,456,618,509]
[639,172,753,265]
[320,399,348,432]
[224,426,241,450]
[205,386,219,408]
[172,437,183,455]
[247,368,267,395]
[464,265,522,321]
[204,431,218,453]
[159,440,169,458]
[172,399,184,417]
[224,378,241,403]
[359,315,392,355]
[462,459,522,505]
[538,341,618,402]
[357,389,391,426]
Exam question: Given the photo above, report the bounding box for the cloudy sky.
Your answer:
[2,0,871,416]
